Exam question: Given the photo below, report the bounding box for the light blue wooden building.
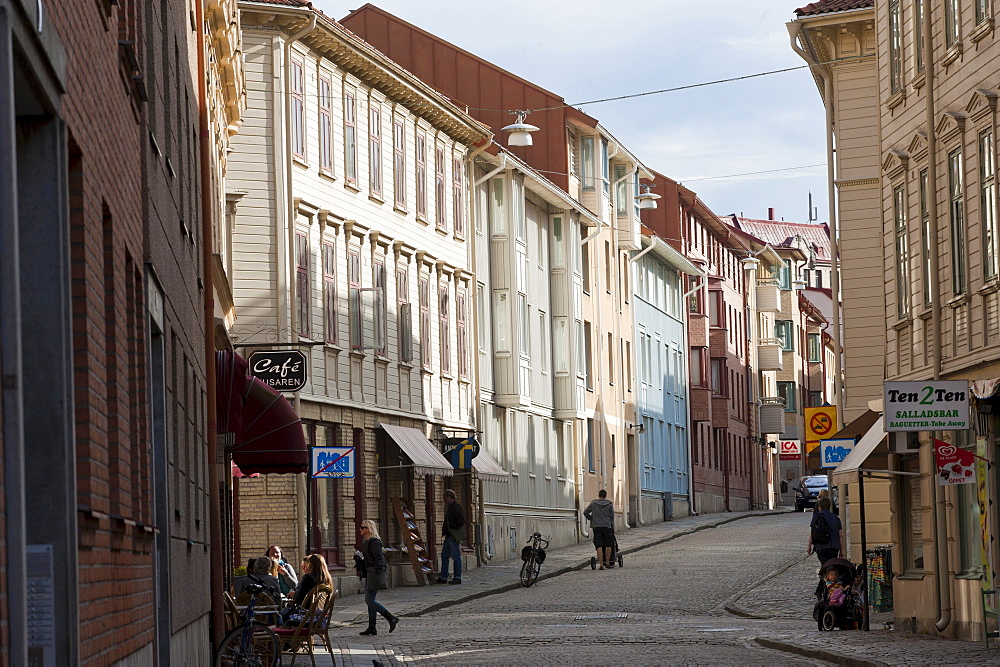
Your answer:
[630,232,701,522]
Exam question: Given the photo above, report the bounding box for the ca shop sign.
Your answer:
[884,381,970,432]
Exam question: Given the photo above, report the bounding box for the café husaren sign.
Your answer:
[248,350,307,392]
[883,380,970,432]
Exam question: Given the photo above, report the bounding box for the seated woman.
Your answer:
[281,553,332,626]
[234,557,281,604]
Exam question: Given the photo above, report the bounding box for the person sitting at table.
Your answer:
[234,557,281,603]
[265,544,298,596]
[281,553,332,625]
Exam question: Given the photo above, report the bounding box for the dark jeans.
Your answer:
[439,535,462,580]
[365,588,390,626]
[816,547,839,565]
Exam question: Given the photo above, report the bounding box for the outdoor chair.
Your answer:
[273,584,335,666]
[223,591,240,633]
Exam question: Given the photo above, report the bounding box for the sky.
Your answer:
[316,0,829,225]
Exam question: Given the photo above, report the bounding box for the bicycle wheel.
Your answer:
[215,621,279,667]
[520,554,540,587]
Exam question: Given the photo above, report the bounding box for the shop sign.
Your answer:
[934,438,975,486]
[778,439,801,460]
[884,380,970,431]
[249,350,307,392]
[820,439,854,468]
[311,446,355,479]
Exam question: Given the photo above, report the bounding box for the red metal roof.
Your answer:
[794,0,873,17]
[732,217,831,262]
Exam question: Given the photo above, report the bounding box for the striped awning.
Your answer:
[379,424,453,477]
[473,446,508,482]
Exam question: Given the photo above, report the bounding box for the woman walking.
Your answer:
[358,520,399,636]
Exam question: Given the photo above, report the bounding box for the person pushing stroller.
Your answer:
[584,490,616,570]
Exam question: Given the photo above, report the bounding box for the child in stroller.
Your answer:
[813,558,865,631]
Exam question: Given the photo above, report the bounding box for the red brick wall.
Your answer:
[50,2,154,663]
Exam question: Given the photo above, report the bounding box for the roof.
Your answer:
[794,0,873,17]
[732,217,831,263]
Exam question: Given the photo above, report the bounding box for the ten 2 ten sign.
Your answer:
[884,381,970,431]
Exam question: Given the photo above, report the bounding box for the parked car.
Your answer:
[795,475,830,512]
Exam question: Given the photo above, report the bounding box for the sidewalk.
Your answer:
[326,508,786,627]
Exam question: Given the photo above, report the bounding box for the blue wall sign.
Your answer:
[311,446,355,478]
[820,439,855,468]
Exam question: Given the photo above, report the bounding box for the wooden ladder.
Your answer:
[391,497,434,586]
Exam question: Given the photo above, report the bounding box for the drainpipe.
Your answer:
[682,272,706,515]
[920,9,950,634]
[466,140,496,565]
[196,0,225,644]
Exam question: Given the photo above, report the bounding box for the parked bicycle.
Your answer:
[519,532,549,587]
[215,574,280,667]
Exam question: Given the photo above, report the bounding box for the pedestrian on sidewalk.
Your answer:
[436,488,466,585]
[358,519,399,636]
[584,489,615,569]
[265,544,298,596]
[807,496,843,565]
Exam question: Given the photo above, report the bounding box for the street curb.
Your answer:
[397,510,787,620]
[754,637,884,667]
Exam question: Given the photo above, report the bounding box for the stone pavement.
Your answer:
[326,508,785,628]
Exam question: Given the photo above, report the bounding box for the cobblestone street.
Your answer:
[296,511,1000,665]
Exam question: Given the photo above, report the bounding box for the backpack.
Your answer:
[811,514,832,545]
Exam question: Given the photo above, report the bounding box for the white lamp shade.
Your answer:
[501,117,539,147]
[507,131,533,146]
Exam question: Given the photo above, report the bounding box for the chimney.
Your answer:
[768,207,775,221]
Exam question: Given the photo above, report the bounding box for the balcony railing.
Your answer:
[758,338,783,371]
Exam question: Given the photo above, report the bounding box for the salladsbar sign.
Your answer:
[883,380,970,432]
[249,350,307,392]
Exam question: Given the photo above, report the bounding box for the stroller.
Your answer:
[589,529,624,570]
[813,557,865,631]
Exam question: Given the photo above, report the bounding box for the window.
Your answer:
[415,134,427,219]
[600,139,609,194]
[899,454,924,571]
[490,176,504,235]
[893,184,911,317]
[920,169,932,305]
[604,241,612,292]
[457,290,468,379]
[295,232,310,337]
[615,165,627,216]
[607,332,614,384]
[344,91,357,185]
[777,381,796,413]
[538,310,548,373]
[633,172,640,219]
[708,290,723,327]
[957,440,984,573]
[814,270,823,288]
[551,216,564,268]
[949,148,967,294]
[690,348,704,387]
[319,76,333,174]
[518,294,529,358]
[323,241,336,344]
[977,0,991,24]
[946,0,960,47]
[914,0,924,72]
[710,358,724,395]
[889,0,902,93]
[495,291,509,352]
[348,250,361,348]
[775,320,794,351]
[808,333,821,362]
[453,157,465,237]
[688,275,703,313]
[808,390,824,408]
[419,277,431,369]
[435,146,446,231]
[369,105,382,197]
[581,136,595,190]
[586,418,596,472]
[981,130,997,280]
[440,285,450,374]
[397,269,412,362]
[584,321,594,390]
[291,60,304,158]
[374,260,386,355]
[778,259,792,290]
[581,235,591,294]
[393,120,405,208]
[526,415,535,474]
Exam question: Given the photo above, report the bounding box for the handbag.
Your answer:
[377,570,389,590]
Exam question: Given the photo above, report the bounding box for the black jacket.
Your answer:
[442,501,466,542]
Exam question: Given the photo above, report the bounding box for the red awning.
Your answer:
[217,350,308,475]
[231,461,260,478]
